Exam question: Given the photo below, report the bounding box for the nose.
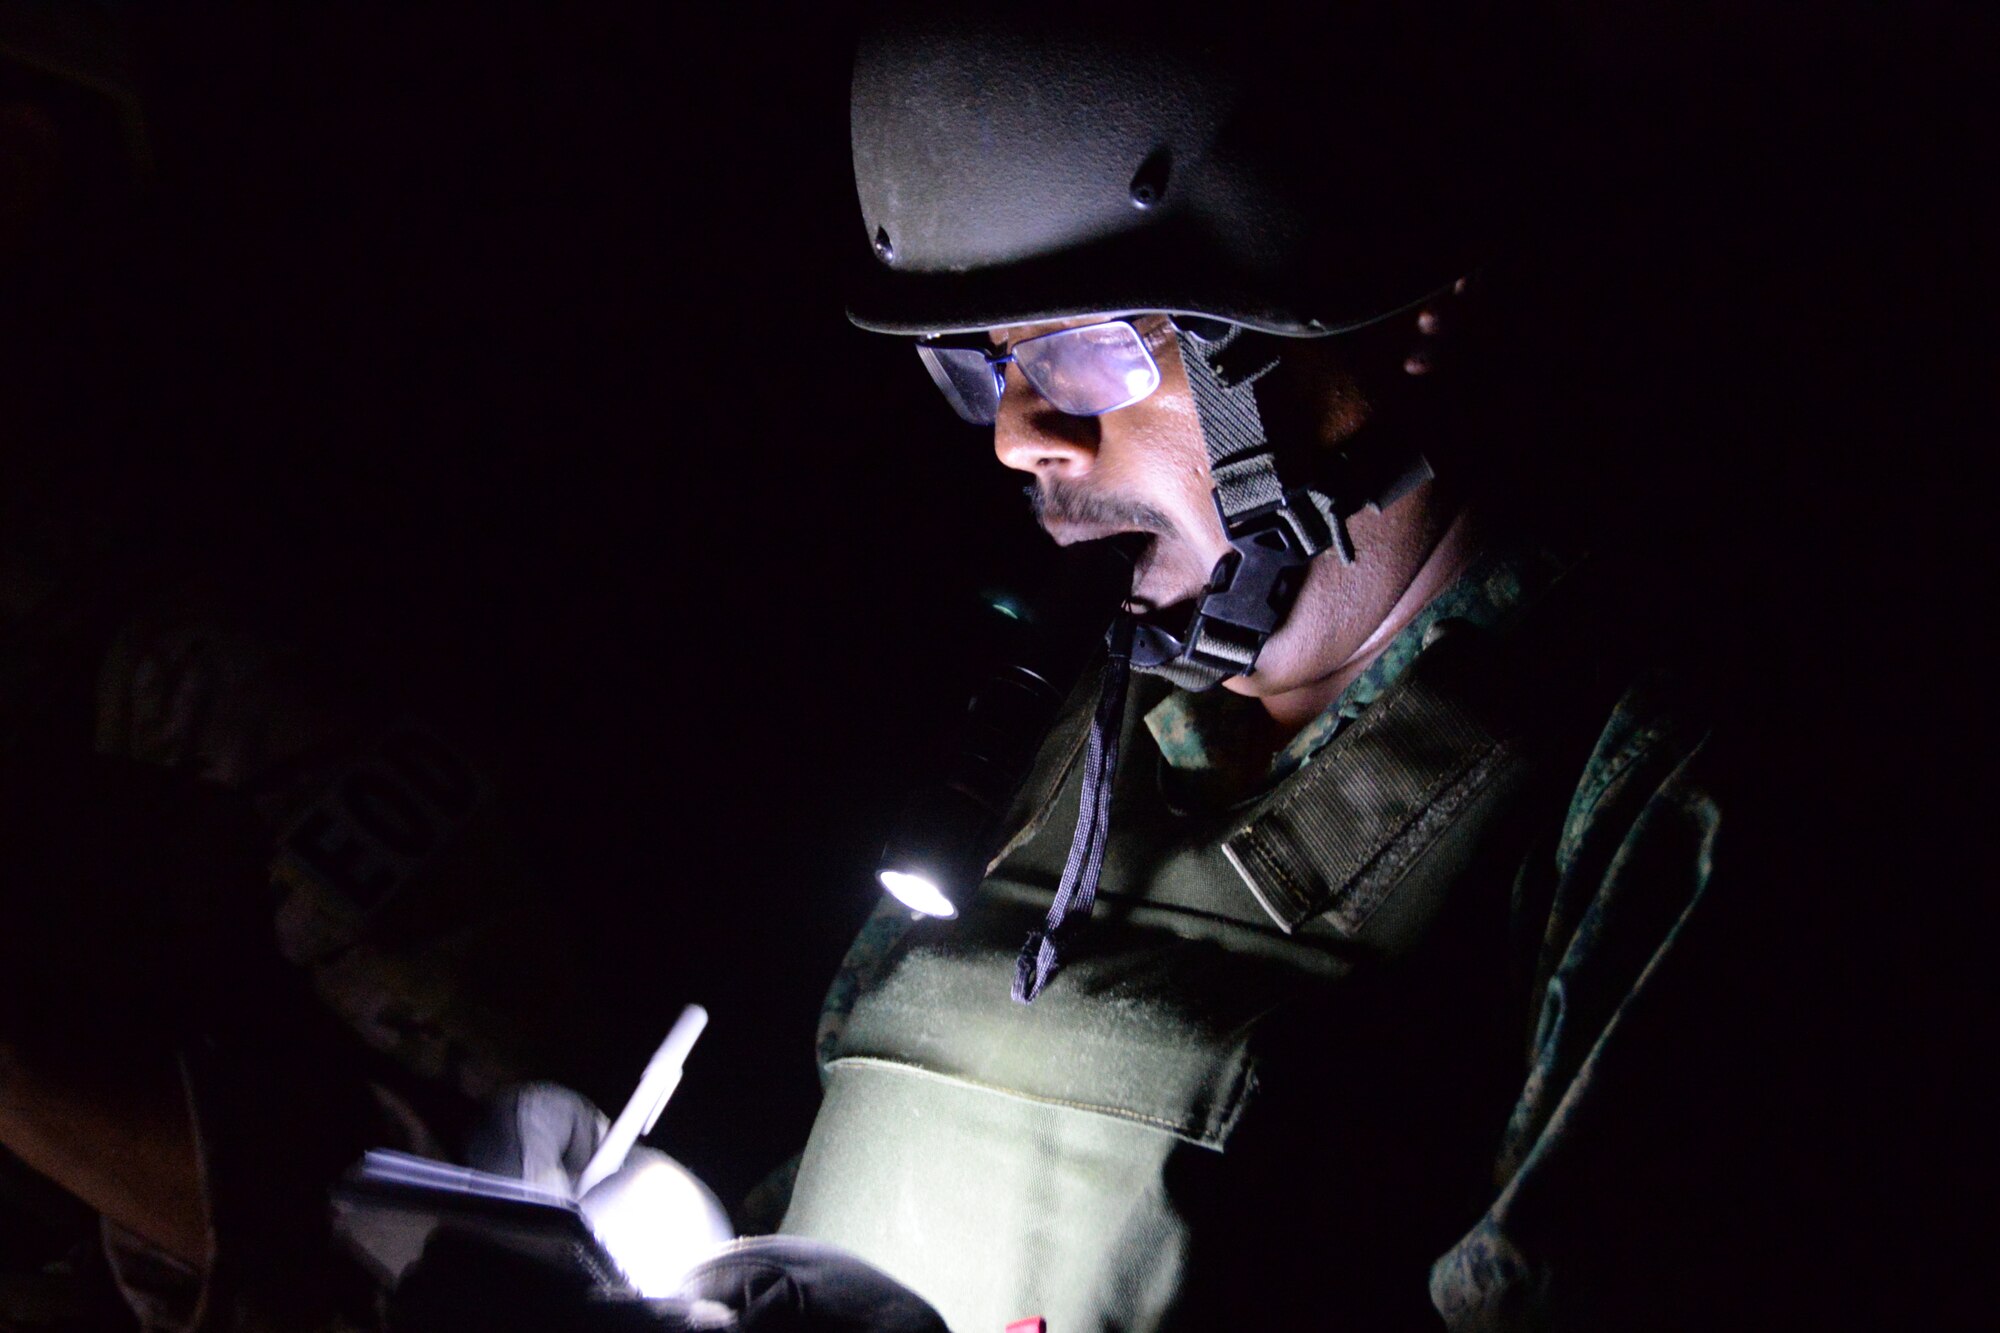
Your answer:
[992,367,1099,478]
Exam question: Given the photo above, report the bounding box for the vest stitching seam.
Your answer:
[826,1055,1235,1148]
[1226,637,1495,926]
[1244,835,1309,920]
[1329,742,1511,934]
[1233,736,1502,934]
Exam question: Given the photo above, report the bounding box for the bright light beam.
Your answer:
[878,869,959,919]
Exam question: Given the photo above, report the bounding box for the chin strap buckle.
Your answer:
[1135,325,1352,690]
[1202,488,1327,636]
[1130,486,1336,689]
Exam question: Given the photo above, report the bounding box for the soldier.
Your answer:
[774,7,1805,1329]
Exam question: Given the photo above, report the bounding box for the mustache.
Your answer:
[1026,482,1177,537]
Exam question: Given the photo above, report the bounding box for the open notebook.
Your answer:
[332,1006,717,1296]
[333,1147,631,1289]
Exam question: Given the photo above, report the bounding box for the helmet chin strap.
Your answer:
[1130,325,1434,692]
[1013,327,1432,1000]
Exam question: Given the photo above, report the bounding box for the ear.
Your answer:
[1402,274,1476,378]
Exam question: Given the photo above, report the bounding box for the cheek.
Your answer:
[1143,346,1227,546]
[1100,394,1220,535]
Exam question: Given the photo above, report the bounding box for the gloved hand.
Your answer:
[393,1232,949,1333]
[390,1228,731,1333]
[395,1085,945,1332]
[467,1082,734,1297]
[464,1081,610,1194]
[678,1236,947,1333]
[390,1083,729,1332]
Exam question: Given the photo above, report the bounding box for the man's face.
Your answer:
[987,313,1446,703]
[990,315,1229,626]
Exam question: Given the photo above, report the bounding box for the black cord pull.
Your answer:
[1012,614,1134,1004]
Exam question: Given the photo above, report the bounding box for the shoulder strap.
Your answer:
[1221,620,1539,937]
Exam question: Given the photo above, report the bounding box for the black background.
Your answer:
[3,2,1992,1319]
[7,1,1052,1210]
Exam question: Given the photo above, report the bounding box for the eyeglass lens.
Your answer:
[915,320,1162,426]
[917,344,1006,424]
[1015,322,1160,418]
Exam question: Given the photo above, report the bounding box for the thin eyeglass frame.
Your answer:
[916,318,1165,425]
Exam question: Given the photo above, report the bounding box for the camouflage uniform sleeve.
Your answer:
[815,894,922,1077]
[718,898,922,1235]
[1431,672,1751,1330]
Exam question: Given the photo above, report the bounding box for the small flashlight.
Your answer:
[876,535,1141,918]
[878,869,959,918]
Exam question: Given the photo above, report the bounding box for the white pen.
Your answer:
[574,1003,708,1197]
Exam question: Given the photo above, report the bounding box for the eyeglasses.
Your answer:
[916,319,1164,425]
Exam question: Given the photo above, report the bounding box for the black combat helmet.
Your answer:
[847,1,1545,339]
[851,2,1558,694]
[860,3,1562,967]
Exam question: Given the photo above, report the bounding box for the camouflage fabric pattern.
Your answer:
[814,895,922,1075]
[1428,670,1715,1330]
[813,546,1729,1328]
[1144,546,1571,810]
[817,547,1576,1073]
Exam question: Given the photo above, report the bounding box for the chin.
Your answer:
[1228,608,1347,701]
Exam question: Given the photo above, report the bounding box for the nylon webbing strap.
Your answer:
[1176,327,1289,527]
[1221,625,1526,935]
[1208,453,1286,517]
[1175,327,1350,561]
[1012,616,1134,1003]
[1145,326,1355,692]
[1177,622,1260,680]
[1146,611,1258,695]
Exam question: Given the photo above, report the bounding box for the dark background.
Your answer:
[4,1,1054,1212]
[3,1,1992,1319]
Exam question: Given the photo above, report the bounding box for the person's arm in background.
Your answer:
[0,1040,205,1266]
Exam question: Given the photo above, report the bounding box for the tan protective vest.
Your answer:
[785,616,1608,1332]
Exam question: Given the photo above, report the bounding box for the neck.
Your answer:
[1257,507,1483,733]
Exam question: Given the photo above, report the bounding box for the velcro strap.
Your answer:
[1180,328,1339,558]
[1177,328,1276,494]
[1221,626,1527,935]
[1209,453,1288,521]
[1184,620,1262,677]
